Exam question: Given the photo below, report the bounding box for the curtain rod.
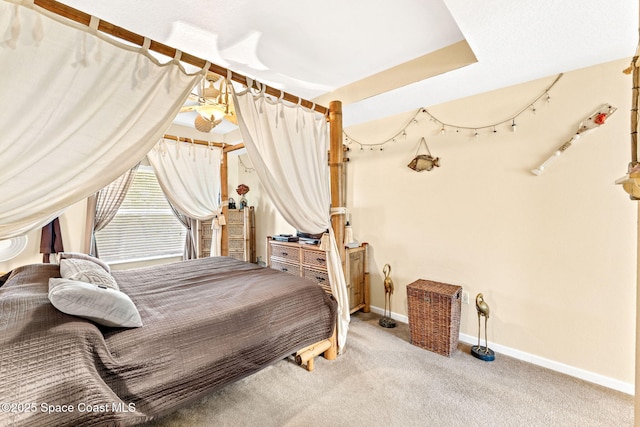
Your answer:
[162,135,245,153]
[32,0,329,115]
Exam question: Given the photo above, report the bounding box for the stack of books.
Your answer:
[271,234,299,242]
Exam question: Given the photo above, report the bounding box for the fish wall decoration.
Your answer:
[408,137,440,172]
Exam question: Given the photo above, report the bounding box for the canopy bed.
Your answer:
[0,256,337,426]
[1,1,352,426]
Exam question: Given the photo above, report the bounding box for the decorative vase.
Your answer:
[236,184,250,210]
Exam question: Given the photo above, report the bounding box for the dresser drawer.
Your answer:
[302,249,327,269]
[227,210,244,223]
[270,259,299,276]
[228,239,244,251]
[201,238,211,252]
[303,267,331,294]
[200,221,213,238]
[227,224,244,238]
[270,243,300,262]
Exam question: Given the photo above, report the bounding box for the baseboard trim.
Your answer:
[369,305,409,324]
[366,305,633,395]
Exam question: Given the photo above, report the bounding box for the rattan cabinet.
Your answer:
[198,207,255,262]
[226,208,256,262]
[198,219,213,258]
[267,238,369,313]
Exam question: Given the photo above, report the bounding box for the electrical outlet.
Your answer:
[462,291,470,304]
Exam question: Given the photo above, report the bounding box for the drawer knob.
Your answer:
[316,257,325,263]
[282,267,288,272]
[282,252,288,256]
[316,276,325,282]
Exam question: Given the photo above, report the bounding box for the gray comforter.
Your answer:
[0,257,336,426]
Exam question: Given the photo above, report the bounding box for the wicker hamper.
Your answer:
[407,279,462,357]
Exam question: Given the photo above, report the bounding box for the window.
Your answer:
[96,165,186,264]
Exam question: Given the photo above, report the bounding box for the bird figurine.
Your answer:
[383,264,394,294]
[471,293,495,361]
[476,294,489,349]
[379,264,396,328]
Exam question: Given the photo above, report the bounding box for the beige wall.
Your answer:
[226,60,637,387]
[345,58,636,385]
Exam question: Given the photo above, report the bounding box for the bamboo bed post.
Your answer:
[323,327,338,361]
[329,100,345,264]
[362,242,370,313]
[623,52,640,168]
[221,149,229,256]
[324,100,344,360]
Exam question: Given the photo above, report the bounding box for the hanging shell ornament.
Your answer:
[194,114,222,133]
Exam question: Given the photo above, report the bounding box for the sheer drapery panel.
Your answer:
[147,139,223,256]
[232,82,351,351]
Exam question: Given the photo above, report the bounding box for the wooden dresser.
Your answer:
[266,238,369,313]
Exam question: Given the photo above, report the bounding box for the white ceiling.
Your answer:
[57,0,638,135]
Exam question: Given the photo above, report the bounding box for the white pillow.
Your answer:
[67,269,119,291]
[59,258,119,290]
[59,252,111,273]
[60,258,107,278]
[48,278,143,328]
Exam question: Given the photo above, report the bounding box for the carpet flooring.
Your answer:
[143,312,633,427]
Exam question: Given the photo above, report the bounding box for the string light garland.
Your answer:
[238,155,255,173]
[344,109,420,152]
[344,73,563,150]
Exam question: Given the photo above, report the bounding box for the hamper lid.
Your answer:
[407,279,461,297]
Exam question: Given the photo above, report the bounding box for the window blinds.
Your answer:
[96,166,185,263]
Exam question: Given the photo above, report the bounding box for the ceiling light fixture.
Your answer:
[182,73,239,133]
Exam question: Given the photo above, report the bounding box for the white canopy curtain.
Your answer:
[232,81,351,352]
[147,139,223,256]
[0,0,206,239]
